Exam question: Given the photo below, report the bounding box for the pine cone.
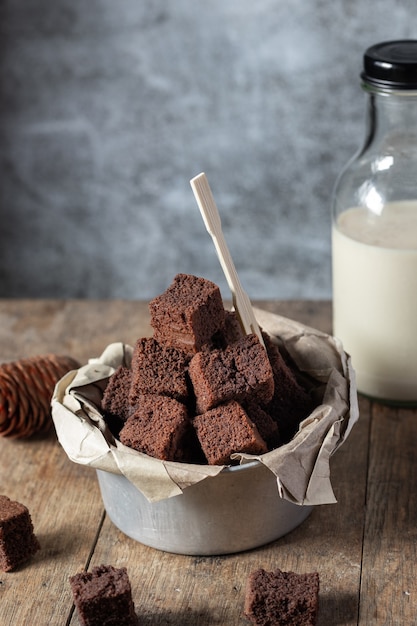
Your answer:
[0,354,80,438]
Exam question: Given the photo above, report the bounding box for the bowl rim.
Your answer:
[219,459,260,473]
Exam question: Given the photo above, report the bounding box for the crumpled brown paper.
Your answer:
[51,308,358,506]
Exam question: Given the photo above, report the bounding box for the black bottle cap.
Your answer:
[362,40,417,90]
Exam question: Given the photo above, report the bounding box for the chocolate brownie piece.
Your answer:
[149,273,226,354]
[189,334,274,414]
[129,337,190,406]
[244,568,319,626]
[69,564,137,626]
[263,333,313,444]
[101,366,133,429]
[223,310,245,344]
[193,400,267,465]
[0,495,40,572]
[212,309,245,348]
[119,394,190,461]
[244,401,281,450]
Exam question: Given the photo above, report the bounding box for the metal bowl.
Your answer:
[96,460,312,555]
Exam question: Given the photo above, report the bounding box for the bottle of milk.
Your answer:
[332,40,417,404]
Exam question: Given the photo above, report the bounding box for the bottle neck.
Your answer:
[363,86,417,152]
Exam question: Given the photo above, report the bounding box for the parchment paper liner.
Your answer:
[51,308,358,506]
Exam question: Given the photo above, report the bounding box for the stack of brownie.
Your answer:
[101,273,312,465]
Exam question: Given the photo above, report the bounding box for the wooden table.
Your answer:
[0,300,416,626]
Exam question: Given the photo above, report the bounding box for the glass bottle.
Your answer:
[331,40,417,404]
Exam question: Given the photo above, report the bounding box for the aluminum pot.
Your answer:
[96,460,312,555]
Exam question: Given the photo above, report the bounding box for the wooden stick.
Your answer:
[190,172,265,347]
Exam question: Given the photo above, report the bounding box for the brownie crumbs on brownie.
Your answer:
[119,394,191,461]
[193,400,267,465]
[244,568,319,626]
[149,273,226,354]
[0,495,40,572]
[129,337,190,406]
[189,334,274,414]
[69,564,138,626]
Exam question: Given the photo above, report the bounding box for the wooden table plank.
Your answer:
[360,403,417,626]
[0,299,152,363]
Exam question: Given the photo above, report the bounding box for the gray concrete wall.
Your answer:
[0,1,415,300]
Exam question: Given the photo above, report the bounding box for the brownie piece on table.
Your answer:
[149,273,226,354]
[189,334,274,414]
[119,394,190,461]
[193,400,267,465]
[244,568,319,626]
[0,495,40,572]
[129,337,190,406]
[69,564,138,626]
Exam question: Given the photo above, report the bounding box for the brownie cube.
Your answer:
[102,366,133,423]
[129,337,190,405]
[244,568,319,626]
[193,400,267,465]
[244,401,281,449]
[119,394,190,461]
[211,309,245,348]
[149,273,226,354]
[189,334,274,414]
[69,564,137,626]
[263,333,313,444]
[0,495,40,572]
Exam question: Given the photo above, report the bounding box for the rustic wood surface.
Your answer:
[0,299,415,625]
